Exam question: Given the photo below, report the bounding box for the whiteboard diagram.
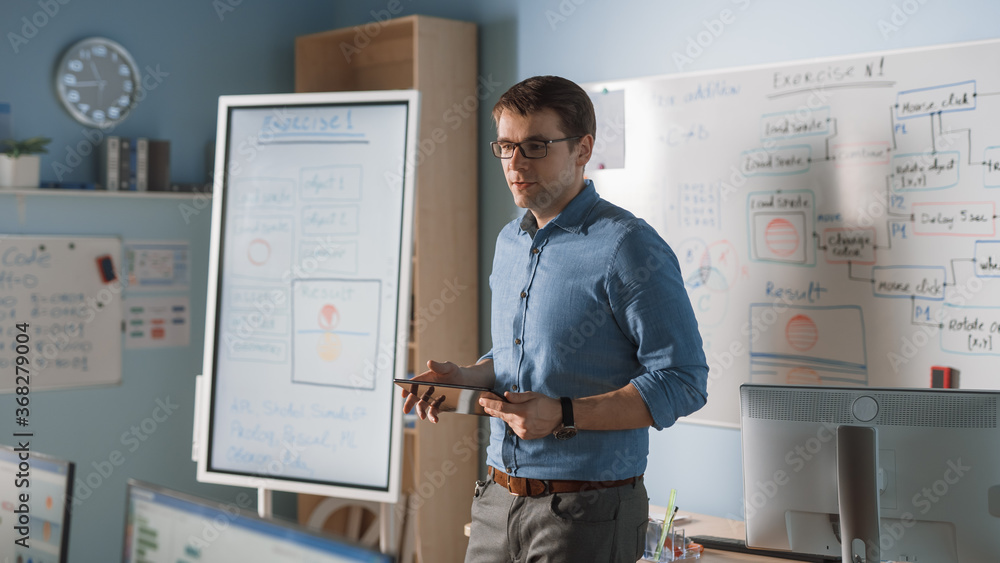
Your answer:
[229,213,294,280]
[749,304,867,386]
[587,39,1000,426]
[292,279,380,389]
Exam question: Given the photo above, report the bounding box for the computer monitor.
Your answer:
[123,480,394,563]
[0,443,75,563]
[740,384,1000,562]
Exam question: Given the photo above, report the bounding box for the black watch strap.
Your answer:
[554,397,577,440]
[560,396,574,427]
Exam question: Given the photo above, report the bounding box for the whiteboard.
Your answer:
[0,235,123,392]
[197,91,418,502]
[585,38,1000,427]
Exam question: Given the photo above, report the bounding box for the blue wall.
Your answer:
[3,1,1000,560]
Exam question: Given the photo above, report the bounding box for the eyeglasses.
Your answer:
[490,136,581,159]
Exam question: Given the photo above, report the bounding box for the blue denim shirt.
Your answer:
[481,180,708,481]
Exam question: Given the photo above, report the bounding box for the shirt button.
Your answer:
[520,291,527,298]
[507,429,514,437]
[512,385,518,391]
[506,467,512,473]
[514,338,521,345]
[531,248,540,255]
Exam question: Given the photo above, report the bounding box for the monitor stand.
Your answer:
[258,486,273,518]
[836,425,882,563]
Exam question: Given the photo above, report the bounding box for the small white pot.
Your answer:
[0,154,41,188]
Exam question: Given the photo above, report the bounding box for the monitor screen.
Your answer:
[740,384,1000,562]
[0,443,75,563]
[123,480,393,563]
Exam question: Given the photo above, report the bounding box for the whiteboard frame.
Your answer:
[582,37,1000,94]
[197,90,419,503]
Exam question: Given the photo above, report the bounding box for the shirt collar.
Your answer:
[518,180,599,237]
[519,209,539,238]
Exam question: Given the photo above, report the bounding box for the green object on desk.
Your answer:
[665,505,679,531]
[652,488,677,561]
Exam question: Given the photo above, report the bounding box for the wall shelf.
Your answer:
[0,188,211,200]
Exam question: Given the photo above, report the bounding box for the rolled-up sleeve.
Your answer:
[606,224,709,430]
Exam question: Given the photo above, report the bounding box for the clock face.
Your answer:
[55,37,141,128]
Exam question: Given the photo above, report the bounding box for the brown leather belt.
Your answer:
[488,467,642,497]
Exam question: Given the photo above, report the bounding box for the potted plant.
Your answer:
[0,137,51,188]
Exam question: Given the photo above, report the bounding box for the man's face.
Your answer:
[496,108,592,222]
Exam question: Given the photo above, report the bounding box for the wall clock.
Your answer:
[54,37,141,128]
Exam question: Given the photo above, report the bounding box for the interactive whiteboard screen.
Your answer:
[585,39,1000,427]
[198,91,418,502]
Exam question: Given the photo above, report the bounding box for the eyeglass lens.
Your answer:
[493,141,548,159]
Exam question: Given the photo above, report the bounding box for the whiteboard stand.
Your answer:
[379,500,395,555]
[191,375,204,462]
[258,487,273,519]
[304,496,400,556]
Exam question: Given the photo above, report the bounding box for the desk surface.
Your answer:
[464,508,804,562]
[641,507,795,563]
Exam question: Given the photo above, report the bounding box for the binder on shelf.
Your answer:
[97,136,169,192]
[100,136,120,191]
[147,140,171,191]
[136,137,149,191]
[119,137,131,190]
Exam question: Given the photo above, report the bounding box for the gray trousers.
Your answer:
[464,475,649,563]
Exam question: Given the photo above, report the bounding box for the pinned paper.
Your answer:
[125,296,190,349]
[124,241,191,291]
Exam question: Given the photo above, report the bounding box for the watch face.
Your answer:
[55,37,141,128]
[554,427,577,440]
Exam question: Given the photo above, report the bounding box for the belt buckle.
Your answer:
[508,477,527,497]
[509,476,547,497]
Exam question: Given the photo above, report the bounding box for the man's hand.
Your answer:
[401,359,496,423]
[479,391,563,440]
[402,360,462,423]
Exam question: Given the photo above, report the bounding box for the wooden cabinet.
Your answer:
[295,15,480,563]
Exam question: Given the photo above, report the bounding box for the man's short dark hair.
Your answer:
[492,75,597,141]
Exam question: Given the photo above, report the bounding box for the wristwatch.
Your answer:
[553,397,577,440]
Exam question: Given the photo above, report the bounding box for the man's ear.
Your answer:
[575,134,594,167]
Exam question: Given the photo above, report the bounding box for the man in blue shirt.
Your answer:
[403,75,708,563]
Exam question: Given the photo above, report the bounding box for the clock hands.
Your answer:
[89,60,103,82]
[89,60,107,106]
